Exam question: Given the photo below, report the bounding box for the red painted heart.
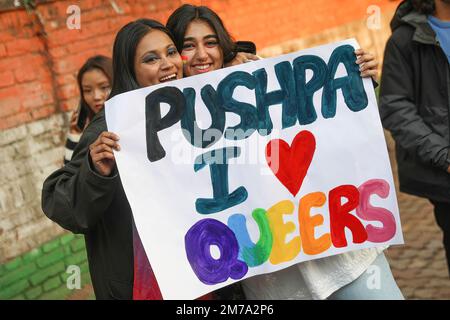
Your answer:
[265,130,316,197]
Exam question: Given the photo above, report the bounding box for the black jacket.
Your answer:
[42,110,244,300]
[379,1,450,202]
[42,109,135,299]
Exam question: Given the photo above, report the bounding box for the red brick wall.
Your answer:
[0,0,401,131]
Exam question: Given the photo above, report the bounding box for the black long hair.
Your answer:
[110,18,176,98]
[410,0,436,14]
[77,55,112,120]
[166,4,237,64]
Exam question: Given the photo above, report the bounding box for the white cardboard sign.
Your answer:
[105,39,403,300]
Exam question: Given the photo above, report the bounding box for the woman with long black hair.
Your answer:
[42,19,183,300]
[44,17,245,300]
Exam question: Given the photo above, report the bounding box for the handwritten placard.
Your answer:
[105,39,403,300]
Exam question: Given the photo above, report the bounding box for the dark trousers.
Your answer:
[430,200,450,277]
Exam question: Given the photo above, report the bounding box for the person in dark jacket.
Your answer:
[42,19,184,300]
[379,0,450,276]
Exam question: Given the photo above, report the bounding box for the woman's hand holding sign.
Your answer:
[225,52,260,67]
[90,131,121,176]
[355,48,379,81]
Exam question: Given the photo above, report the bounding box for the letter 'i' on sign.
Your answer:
[194,147,248,214]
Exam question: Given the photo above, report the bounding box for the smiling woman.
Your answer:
[110,19,183,96]
[41,19,186,300]
[166,4,255,78]
[180,20,225,76]
[133,29,182,86]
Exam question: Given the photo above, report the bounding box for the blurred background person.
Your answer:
[380,0,450,276]
[64,55,112,164]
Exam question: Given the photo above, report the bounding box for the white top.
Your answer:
[241,247,386,300]
[64,132,81,163]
